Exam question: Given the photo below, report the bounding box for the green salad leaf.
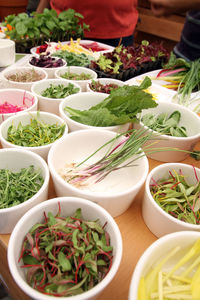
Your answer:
[64,77,158,126]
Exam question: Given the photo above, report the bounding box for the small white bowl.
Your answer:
[129,231,200,300]
[143,163,200,237]
[31,78,81,115]
[59,92,130,133]
[134,101,200,162]
[28,55,67,78]
[0,148,49,234]
[1,66,48,91]
[0,39,15,67]
[0,88,38,124]
[48,129,149,217]
[8,196,122,300]
[86,78,125,93]
[55,66,97,92]
[0,111,68,160]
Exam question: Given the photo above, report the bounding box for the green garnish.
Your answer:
[64,77,158,127]
[61,72,92,80]
[41,83,79,98]
[7,116,66,147]
[0,166,44,208]
[19,207,113,297]
[150,168,200,224]
[54,50,93,66]
[141,110,187,137]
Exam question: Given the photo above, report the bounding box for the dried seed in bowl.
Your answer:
[7,116,66,147]
[6,69,44,82]
[150,168,200,224]
[0,165,44,208]
[19,206,113,297]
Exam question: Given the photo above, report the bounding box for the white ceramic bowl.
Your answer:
[0,88,38,124]
[129,231,200,300]
[59,92,130,133]
[0,148,49,234]
[86,78,125,93]
[28,55,67,78]
[143,163,200,237]
[0,39,15,67]
[134,101,200,162]
[8,196,123,300]
[1,66,48,91]
[48,129,149,217]
[55,66,97,92]
[31,78,81,115]
[0,111,68,160]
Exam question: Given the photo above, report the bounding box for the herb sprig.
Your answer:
[0,166,44,209]
[41,84,80,99]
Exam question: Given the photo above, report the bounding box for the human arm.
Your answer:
[149,0,200,17]
[36,0,50,13]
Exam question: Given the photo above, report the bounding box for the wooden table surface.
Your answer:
[0,143,200,300]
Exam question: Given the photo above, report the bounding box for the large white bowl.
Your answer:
[59,92,130,133]
[28,55,67,78]
[48,129,149,217]
[0,39,15,67]
[0,88,38,124]
[0,111,68,160]
[0,148,49,234]
[86,78,125,93]
[129,231,200,300]
[143,163,200,237]
[8,196,123,300]
[1,66,48,91]
[134,101,200,162]
[31,78,81,115]
[55,66,97,92]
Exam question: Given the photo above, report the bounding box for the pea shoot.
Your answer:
[7,116,66,147]
[150,168,200,224]
[0,166,44,209]
[41,83,80,99]
[19,206,113,297]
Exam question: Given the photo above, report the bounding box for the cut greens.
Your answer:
[138,239,200,300]
[150,168,200,224]
[54,50,93,67]
[0,166,44,209]
[141,110,187,137]
[19,206,113,297]
[64,77,158,127]
[41,83,80,99]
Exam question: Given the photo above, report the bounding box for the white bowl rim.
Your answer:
[145,162,200,229]
[0,88,38,116]
[1,66,48,84]
[31,78,81,101]
[8,196,123,300]
[139,100,200,140]
[0,148,49,212]
[128,230,200,299]
[0,111,68,150]
[59,92,129,130]
[48,128,149,198]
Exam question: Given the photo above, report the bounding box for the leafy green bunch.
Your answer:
[3,9,89,51]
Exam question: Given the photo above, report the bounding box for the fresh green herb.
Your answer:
[54,50,93,66]
[19,207,113,297]
[0,166,44,209]
[190,151,200,161]
[61,72,92,80]
[64,77,158,126]
[41,83,79,99]
[150,168,200,224]
[7,116,66,147]
[141,110,187,137]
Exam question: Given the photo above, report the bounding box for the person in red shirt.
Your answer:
[36,0,138,47]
